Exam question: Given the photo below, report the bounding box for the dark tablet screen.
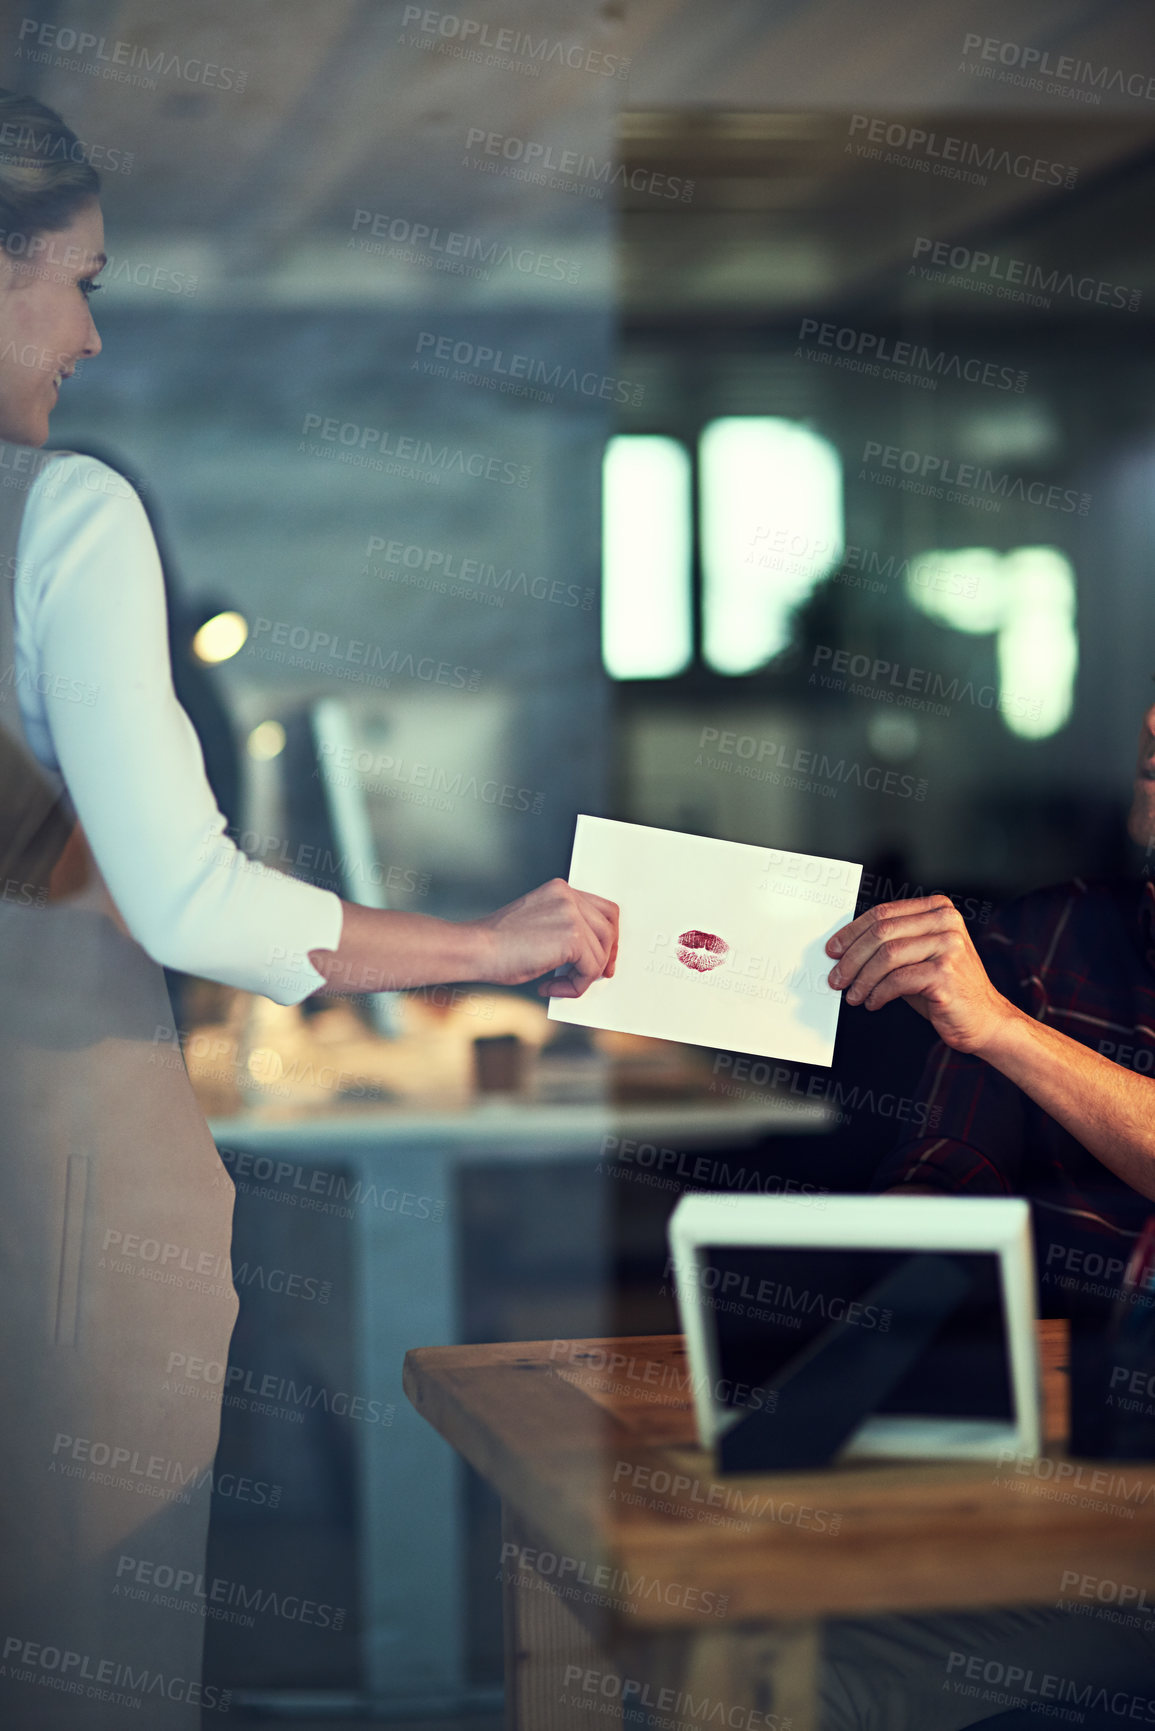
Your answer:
[700,1245,1014,1420]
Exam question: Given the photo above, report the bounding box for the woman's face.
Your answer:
[0,199,104,447]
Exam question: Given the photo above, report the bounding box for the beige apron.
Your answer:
[0,440,239,1726]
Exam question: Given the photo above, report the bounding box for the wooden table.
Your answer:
[404,1325,1155,1729]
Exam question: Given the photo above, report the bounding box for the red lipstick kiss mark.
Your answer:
[677,930,730,973]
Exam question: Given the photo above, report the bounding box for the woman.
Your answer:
[0,90,616,1727]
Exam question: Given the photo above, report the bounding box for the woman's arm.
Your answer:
[827,894,1155,1202]
[20,455,619,1006]
[309,878,618,997]
[16,456,345,1004]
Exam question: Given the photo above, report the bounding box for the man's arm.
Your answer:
[828,894,1155,1203]
[965,1010,1155,1200]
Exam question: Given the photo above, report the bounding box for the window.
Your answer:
[700,417,843,674]
[906,547,1077,738]
[601,418,843,680]
[601,428,1076,738]
[601,435,692,680]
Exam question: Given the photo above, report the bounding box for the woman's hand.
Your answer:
[825,894,1015,1056]
[470,878,619,997]
[310,881,618,998]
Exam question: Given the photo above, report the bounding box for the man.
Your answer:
[812,693,1155,1729]
[827,691,1155,1314]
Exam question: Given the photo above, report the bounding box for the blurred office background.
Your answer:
[7,0,1155,1721]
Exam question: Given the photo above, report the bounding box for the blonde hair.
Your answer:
[0,89,100,255]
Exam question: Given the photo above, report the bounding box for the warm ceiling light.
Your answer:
[247,720,286,761]
[192,610,249,663]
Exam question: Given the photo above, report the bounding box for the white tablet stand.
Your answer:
[668,1194,1041,1467]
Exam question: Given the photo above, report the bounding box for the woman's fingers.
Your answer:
[567,912,615,992]
[567,888,618,990]
[580,889,619,921]
[509,880,618,996]
[538,943,601,998]
[539,973,580,998]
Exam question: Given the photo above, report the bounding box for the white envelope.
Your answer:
[548,816,863,1066]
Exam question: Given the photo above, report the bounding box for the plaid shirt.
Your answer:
[872,878,1155,1317]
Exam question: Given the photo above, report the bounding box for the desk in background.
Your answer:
[206,1098,826,1715]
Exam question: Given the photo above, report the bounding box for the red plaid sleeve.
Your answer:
[870,902,1043,1196]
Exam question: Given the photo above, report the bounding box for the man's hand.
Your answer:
[471,878,619,997]
[826,894,1015,1055]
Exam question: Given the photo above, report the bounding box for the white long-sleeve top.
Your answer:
[10,452,343,1006]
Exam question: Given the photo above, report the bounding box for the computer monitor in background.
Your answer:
[278,689,527,1035]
